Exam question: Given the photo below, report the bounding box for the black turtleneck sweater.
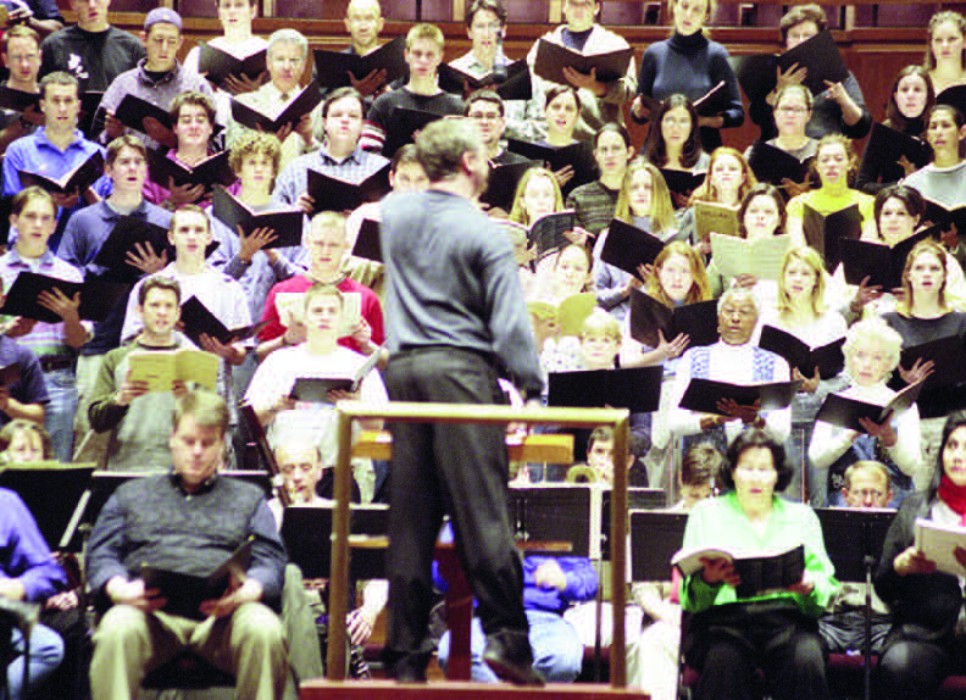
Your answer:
[636,31,744,152]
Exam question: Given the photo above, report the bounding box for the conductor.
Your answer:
[380,118,545,685]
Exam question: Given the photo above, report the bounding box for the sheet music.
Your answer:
[711,233,791,281]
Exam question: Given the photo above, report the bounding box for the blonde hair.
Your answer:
[926,10,966,71]
[406,22,444,51]
[689,147,757,205]
[897,238,949,316]
[645,241,711,306]
[508,168,564,226]
[777,246,828,316]
[843,317,903,379]
[614,159,676,236]
[668,0,718,35]
[579,308,621,344]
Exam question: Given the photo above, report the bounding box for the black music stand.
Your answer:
[816,507,896,700]
[602,488,668,561]
[0,464,96,552]
[629,510,689,581]
[281,504,389,581]
[507,485,593,557]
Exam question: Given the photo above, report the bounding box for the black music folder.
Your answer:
[211,186,303,248]
[899,335,966,389]
[547,365,663,413]
[351,219,381,263]
[803,203,862,271]
[140,538,253,620]
[0,271,129,323]
[198,43,267,89]
[660,168,705,202]
[92,217,171,280]
[312,36,407,91]
[528,210,576,260]
[147,150,236,193]
[306,163,391,214]
[0,464,96,552]
[678,377,800,415]
[630,510,688,581]
[532,39,633,86]
[506,137,596,193]
[230,81,323,133]
[0,85,39,113]
[673,543,805,598]
[922,197,966,233]
[815,380,923,432]
[628,289,719,349]
[19,151,103,195]
[438,59,533,102]
[281,504,389,580]
[777,30,849,95]
[746,141,812,191]
[78,91,104,137]
[600,219,665,281]
[381,106,444,158]
[637,80,727,119]
[758,325,845,380]
[937,84,966,120]
[858,122,931,190]
[839,226,936,290]
[728,54,779,104]
[480,159,538,212]
[113,93,173,133]
[179,296,265,347]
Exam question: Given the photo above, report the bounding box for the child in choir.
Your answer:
[760,246,848,502]
[592,160,679,323]
[809,318,921,507]
[567,123,635,237]
[532,243,593,307]
[786,133,877,246]
[0,419,52,463]
[627,443,722,700]
[857,66,934,195]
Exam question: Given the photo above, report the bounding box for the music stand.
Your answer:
[602,488,667,561]
[0,463,96,552]
[281,504,389,581]
[507,485,593,558]
[816,507,896,700]
[629,510,688,582]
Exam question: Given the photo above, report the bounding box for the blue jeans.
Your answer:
[6,623,64,699]
[438,610,584,683]
[42,368,77,464]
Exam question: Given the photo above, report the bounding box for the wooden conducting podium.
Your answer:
[299,401,647,699]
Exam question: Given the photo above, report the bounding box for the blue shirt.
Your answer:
[0,335,50,425]
[0,488,67,602]
[272,145,389,208]
[58,199,172,356]
[2,128,112,251]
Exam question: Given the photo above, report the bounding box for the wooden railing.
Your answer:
[326,401,631,687]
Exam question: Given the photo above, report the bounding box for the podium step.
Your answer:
[300,680,648,700]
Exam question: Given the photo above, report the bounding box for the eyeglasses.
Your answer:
[469,112,501,122]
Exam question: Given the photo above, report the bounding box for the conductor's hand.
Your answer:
[106,576,166,613]
[534,560,568,591]
[893,545,936,576]
[200,577,263,619]
[700,557,740,587]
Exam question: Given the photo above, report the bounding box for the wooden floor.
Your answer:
[300,680,648,699]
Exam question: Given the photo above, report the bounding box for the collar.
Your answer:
[669,31,709,50]
[319,144,363,166]
[136,57,180,87]
[36,127,84,152]
[168,468,220,495]
[264,80,301,101]
[5,247,55,269]
[101,198,149,221]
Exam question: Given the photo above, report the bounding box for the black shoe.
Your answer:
[482,645,545,686]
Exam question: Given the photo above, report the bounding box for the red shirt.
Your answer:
[258,275,384,354]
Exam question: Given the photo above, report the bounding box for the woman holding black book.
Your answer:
[592,159,679,323]
[744,85,817,195]
[873,411,966,699]
[643,95,709,208]
[680,428,838,700]
[786,134,876,248]
[631,0,743,152]
[856,66,934,195]
[809,317,920,507]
